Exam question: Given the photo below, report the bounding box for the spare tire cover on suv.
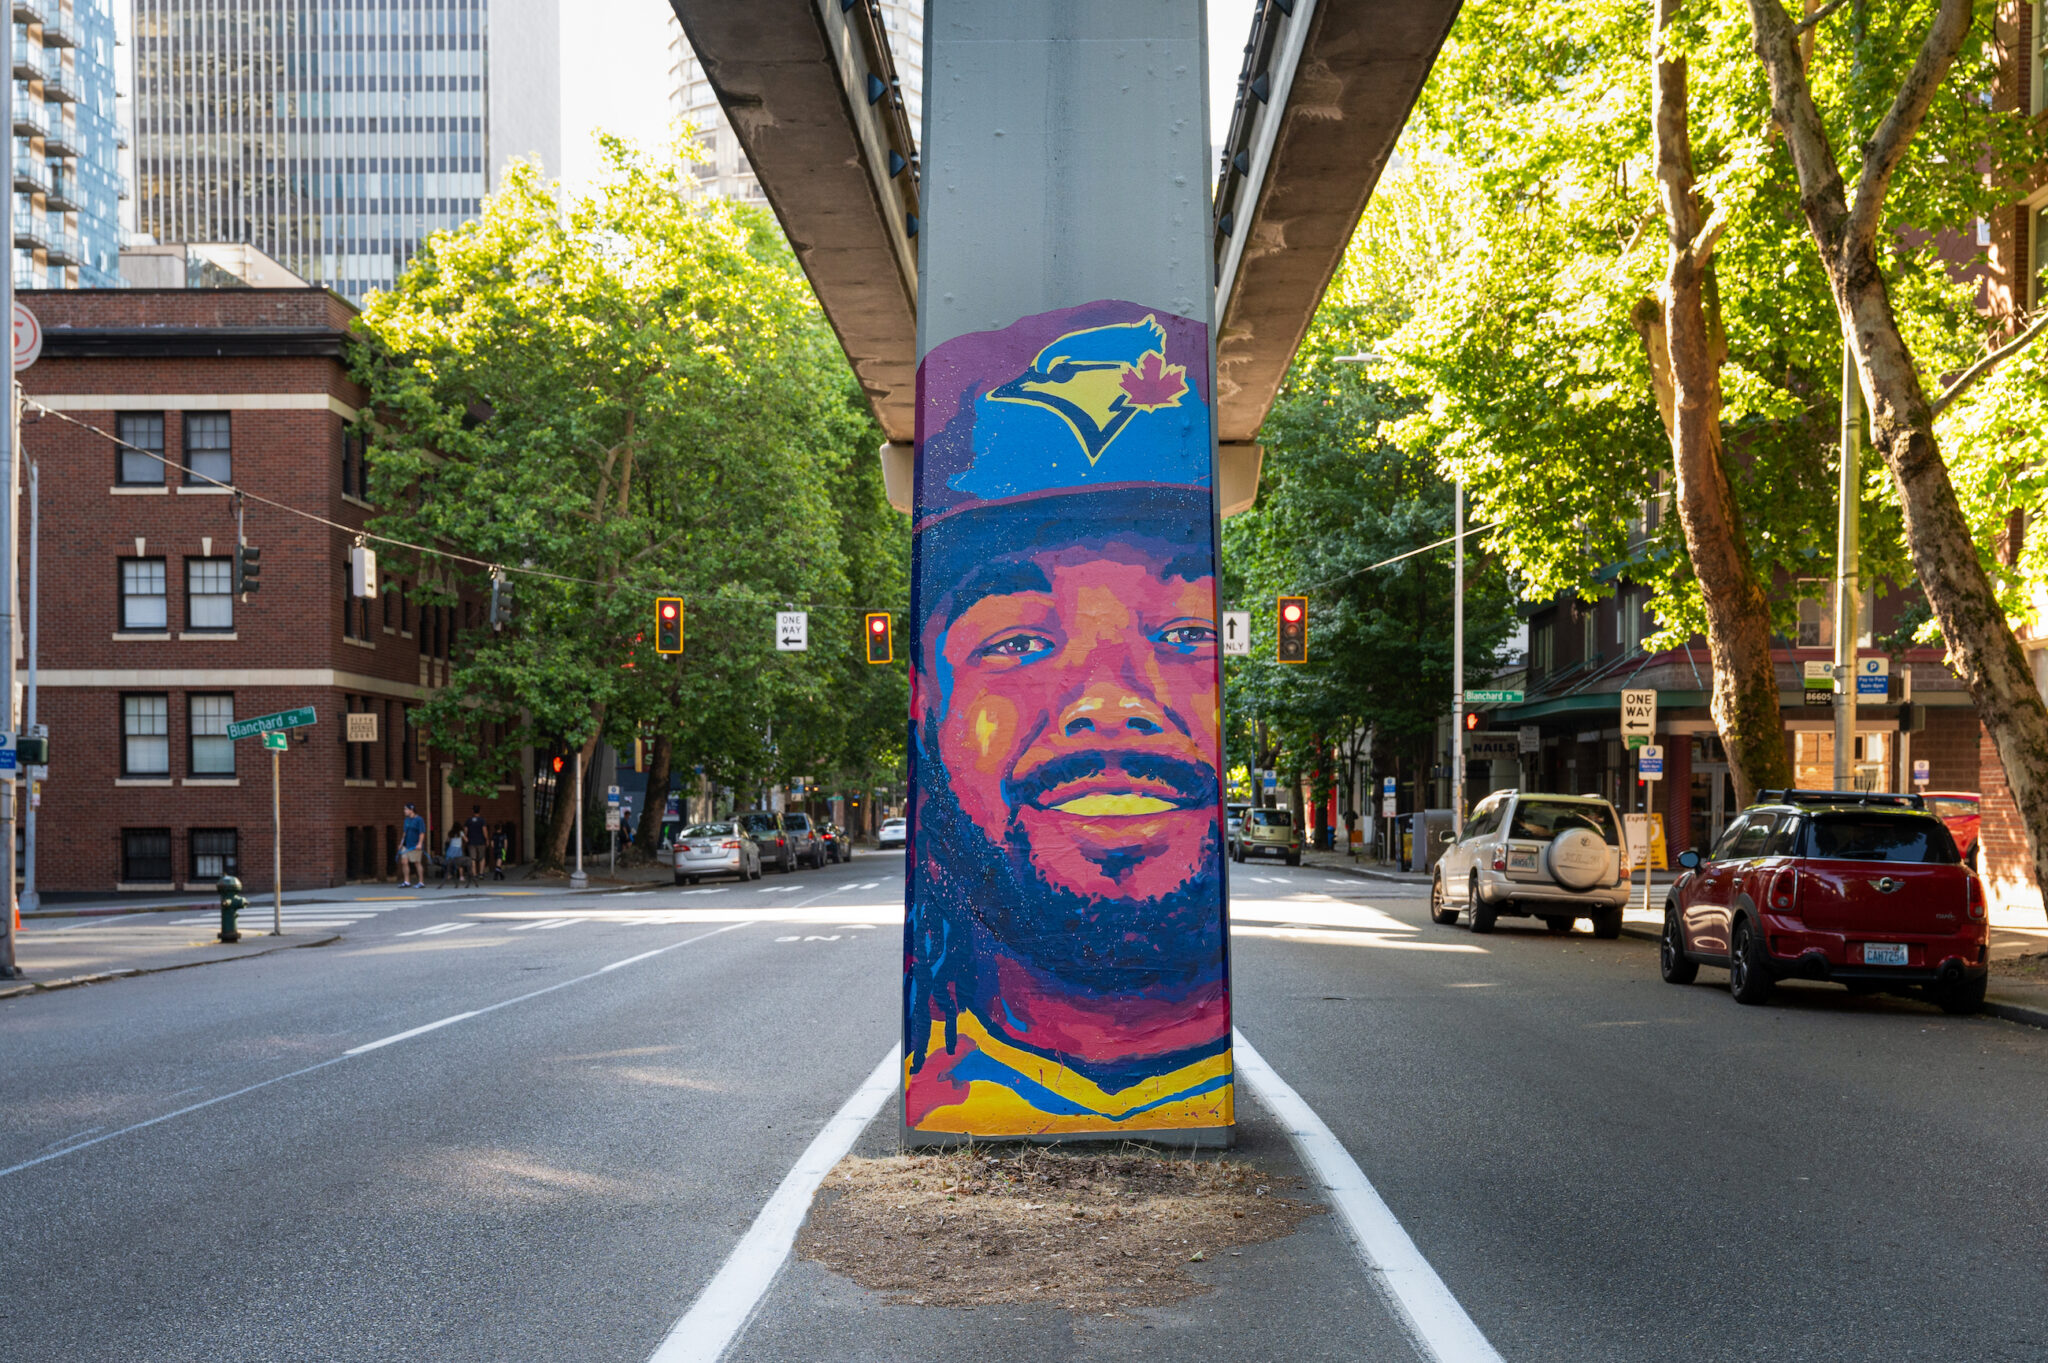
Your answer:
[1544,827,1610,892]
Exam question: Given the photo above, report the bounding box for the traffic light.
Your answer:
[1277,595,1307,663]
[1465,711,1482,731]
[655,596,684,654]
[489,569,511,630]
[864,612,894,664]
[234,541,262,596]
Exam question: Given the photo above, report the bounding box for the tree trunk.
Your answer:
[1747,0,2048,890]
[1644,0,1792,812]
[634,733,673,855]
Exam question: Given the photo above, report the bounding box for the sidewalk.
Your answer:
[0,918,340,1000]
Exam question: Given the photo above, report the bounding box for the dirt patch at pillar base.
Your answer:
[796,1146,1323,1314]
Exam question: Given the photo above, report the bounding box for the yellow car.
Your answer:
[1232,807,1303,866]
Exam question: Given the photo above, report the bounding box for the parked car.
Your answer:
[1661,789,1987,1012]
[1226,802,1251,846]
[877,817,907,850]
[1923,791,1981,866]
[1232,806,1302,865]
[738,811,802,873]
[1431,790,1629,937]
[671,822,762,884]
[819,822,852,863]
[780,811,827,869]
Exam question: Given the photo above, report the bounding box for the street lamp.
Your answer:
[1335,352,1465,837]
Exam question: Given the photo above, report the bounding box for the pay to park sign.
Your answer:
[226,707,317,741]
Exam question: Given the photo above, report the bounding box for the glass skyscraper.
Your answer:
[129,0,558,301]
[12,0,123,289]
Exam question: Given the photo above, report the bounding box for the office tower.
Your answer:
[128,0,560,301]
[12,0,123,288]
[666,0,921,203]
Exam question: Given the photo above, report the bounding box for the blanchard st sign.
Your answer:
[226,706,317,741]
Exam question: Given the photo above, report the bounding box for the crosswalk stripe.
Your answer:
[396,921,478,937]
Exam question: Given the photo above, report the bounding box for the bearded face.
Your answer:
[914,541,1225,990]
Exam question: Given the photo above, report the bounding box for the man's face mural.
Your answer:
[905,302,1233,1139]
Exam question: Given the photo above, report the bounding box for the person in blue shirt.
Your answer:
[399,803,426,888]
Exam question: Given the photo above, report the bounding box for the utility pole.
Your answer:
[0,54,19,981]
[21,455,37,913]
[1833,341,1861,789]
[1452,479,1465,836]
[569,745,588,889]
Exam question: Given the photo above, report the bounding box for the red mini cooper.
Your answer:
[1662,790,1988,1013]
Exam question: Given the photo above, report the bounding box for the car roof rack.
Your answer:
[1752,789,1926,810]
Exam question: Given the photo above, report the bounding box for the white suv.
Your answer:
[1430,791,1630,937]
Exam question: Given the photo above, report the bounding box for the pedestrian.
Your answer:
[442,830,473,888]
[491,824,510,881]
[464,804,489,877]
[398,802,426,887]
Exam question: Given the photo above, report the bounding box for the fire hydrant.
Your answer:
[216,875,244,943]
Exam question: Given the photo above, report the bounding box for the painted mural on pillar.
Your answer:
[904,299,1232,1138]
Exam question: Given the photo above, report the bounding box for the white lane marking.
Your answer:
[648,1045,900,1363]
[0,923,752,1181]
[854,882,882,890]
[535,918,577,930]
[509,917,579,932]
[756,886,800,895]
[395,921,478,937]
[1233,1030,1504,1363]
[345,1010,482,1055]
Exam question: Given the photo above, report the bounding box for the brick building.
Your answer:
[20,284,524,893]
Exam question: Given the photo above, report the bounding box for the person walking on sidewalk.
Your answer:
[442,831,474,889]
[399,803,427,888]
[464,805,490,879]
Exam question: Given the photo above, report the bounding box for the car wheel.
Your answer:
[1935,973,1987,1016]
[1590,907,1623,940]
[1659,908,1699,984]
[1429,875,1457,926]
[1286,852,1301,867]
[1544,916,1573,934]
[749,860,762,881]
[1468,887,1497,934]
[1729,919,1774,1005]
[674,873,688,886]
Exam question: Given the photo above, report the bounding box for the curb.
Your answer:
[1617,922,2048,1031]
[0,933,340,1000]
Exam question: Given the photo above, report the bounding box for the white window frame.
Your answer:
[122,693,170,777]
[188,694,235,776]
[120,557,168,632]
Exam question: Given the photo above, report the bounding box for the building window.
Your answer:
[2035,0,2048,117]
[190,828,238,882]
[1531,620,1555,678]
[185,412,231,485]
[400,704,415,781]
[116,412,165,485]
[383,579,395,630]
[120,558,168,631]
[122,828,174,883]
[189,694,235,775]
[186,557,234,631]
[122,693,170,776]
[2034,202,2048,312]
[341,430,365,499]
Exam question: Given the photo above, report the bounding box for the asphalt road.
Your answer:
[5,856,2046,1361]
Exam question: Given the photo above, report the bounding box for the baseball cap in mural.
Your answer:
[914,299,1213,527]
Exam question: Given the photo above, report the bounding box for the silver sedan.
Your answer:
[671,822,763,884]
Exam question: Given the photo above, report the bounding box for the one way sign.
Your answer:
[1222,611,1250,656]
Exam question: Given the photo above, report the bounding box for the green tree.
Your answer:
[354,136,905,865]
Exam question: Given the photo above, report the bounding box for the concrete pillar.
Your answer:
[903,2,1230,1145]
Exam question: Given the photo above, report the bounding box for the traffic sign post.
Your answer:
[1637,744,1664,779]
[1222,610,1250,657]
[1856,655,1890,698]
[1803,660,1834,707]
[227,707,316,933]
[1620,689,1657,749]
[776,611,808,652]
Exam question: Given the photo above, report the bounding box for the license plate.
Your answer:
[1863,942,1908,967]
[1509,850,1537,871]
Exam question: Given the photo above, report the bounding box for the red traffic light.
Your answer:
[551,756,565,773]
[1277,595,1308,664]
[654,596,684,655]
[864,612,894,664]
[1465,711,1481,731]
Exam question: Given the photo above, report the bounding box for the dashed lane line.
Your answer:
[0,922,753,1181]
[647,1045,901,1363]
[1233,1030,1505,1363]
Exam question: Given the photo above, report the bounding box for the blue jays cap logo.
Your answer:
[917,300,1213,516]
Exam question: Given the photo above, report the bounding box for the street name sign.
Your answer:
[227,707,316,741]
[1638,744,1664,779]
[1856,655,1890,698]
[1465,689,1523,704]
[1620,689,1657,748]
[262,731,289,751]
[776,611,808,651]
[1222,611,1250,656]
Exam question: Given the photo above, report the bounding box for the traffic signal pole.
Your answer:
[0,55,18,977]
[271,743,283,934]
[1452,479,1464,837]
[1833,340,1861,789]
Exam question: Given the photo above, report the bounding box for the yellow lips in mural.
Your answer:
[1053,792,1178,816]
